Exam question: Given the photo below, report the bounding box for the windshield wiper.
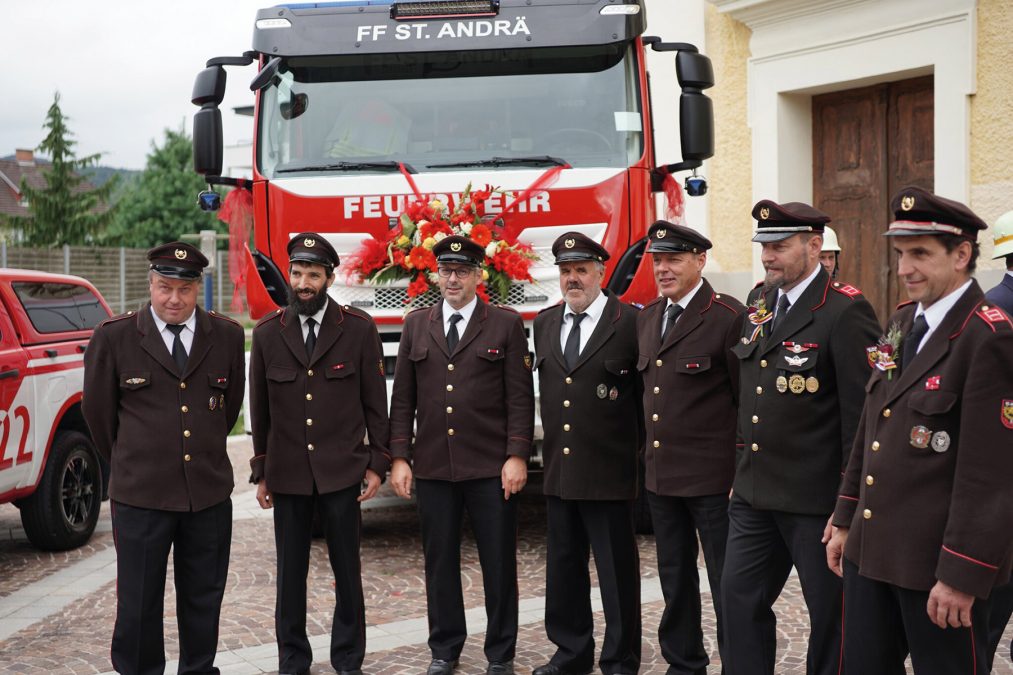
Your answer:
[426,156,568,169]
[277,161,416,174]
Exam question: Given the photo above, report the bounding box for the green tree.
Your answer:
[105,125,221,247]
[4,92,117,245]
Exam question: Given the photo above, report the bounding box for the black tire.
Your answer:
[19,431,102,551]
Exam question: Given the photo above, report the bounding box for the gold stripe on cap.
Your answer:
[995,233,1013,246]
[889,220,964,236]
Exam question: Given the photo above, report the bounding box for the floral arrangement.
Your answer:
[343,183,537,305]
[867,321,902,380]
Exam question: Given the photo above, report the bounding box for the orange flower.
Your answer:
[470,223,493,247]
[407,275,432,298]
[408,246,436,272]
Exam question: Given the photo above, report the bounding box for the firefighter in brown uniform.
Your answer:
[388,235,534,675]
[825,187,1013,675]
[637,221,745,674]
[722,202,880,675]
[532,232,644,675]
[249,234,390,675]
[83,242,245,675]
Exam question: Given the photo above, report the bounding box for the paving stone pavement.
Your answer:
[0,437,1010,674]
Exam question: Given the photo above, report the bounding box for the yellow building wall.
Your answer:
[704,4,753,273]
[970,0,1013,267]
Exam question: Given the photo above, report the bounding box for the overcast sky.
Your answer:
[1,1,276,170]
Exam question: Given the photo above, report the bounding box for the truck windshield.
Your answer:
[257,43,643,178]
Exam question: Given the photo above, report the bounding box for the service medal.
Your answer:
[609,386,618,401]
[776,375,788,393]
[805,376,819,394]
[596,384,608,399]
[910,425,931,449]
[930,431,951,453]
[788,374,805,394]
[219,394,226,410]
[209,396,217,411]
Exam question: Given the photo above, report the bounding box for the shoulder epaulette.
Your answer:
[712,293,743,313]
[830,282,864,298]
[98,310,137,327]
[537,301,564,316]
[643,296,665,309]
[208,310,242,327]
[975,304,1013,330]
[895,299,915,310]
[494,304,521,314]
[340,304,373,320]
[255,308,284,328]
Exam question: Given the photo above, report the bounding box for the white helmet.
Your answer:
[993,210,1013,259]
[821,226,841,252]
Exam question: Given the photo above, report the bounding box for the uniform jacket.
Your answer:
[389,299,534,481]
[249,300,391,495]
[534,291,644,501]
[82,305,245,512]
[985,273,1013,315]
[637,280,746,497]
[731,269,880,515]
[832,281,1013,598]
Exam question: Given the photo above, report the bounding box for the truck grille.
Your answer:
[338,279,557,311]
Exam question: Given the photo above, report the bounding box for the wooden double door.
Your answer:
[812,75,934,322]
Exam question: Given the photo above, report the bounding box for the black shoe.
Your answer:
[427,658,458,675]
[337,670,363,675]
[486,662,513,675]
[532,666,561,675]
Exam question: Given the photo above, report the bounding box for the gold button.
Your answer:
[448,429,455,436]
[654,386,660,394]
[752,415,759,424]
[563,400,570,407]
[866,475,874,486]
[656,359,663,367]
[447,384,454,392]
[184,454,191,462]
[448,364,455,371]
[306,418,313,426]
[563,447,570,455]
[653,440,660,448]
[181,405,188,413]
[751,443,759,452]
[882,408,891,418]
[872,441,880,451]
[563,424,571,431]
[652,414,659,422]
[715,294,722,299]
[308,444,315,451]
[447,406,453,414]
[760,359,768,368]
[306,393,312,401]
[863,509,872,520]
[308,369,314,376]
[756,386,763,395]
[180,382,186,389]
[183,430,191,438]
[565,377,572,384]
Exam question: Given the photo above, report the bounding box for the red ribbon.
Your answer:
[499,164,569,243]
[656,166,686,223]
[217,186,254,313]
[398,162,423,201]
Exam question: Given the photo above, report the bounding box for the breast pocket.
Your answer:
[324,361,357,380]
[208,373,229,389]
[908,390,957,417]
[266,366,298,383]
[676,356,712,375]
[604,359,634,378]
[119,372,151,390]
[477,346,506,363]
[777,348,819,373]
[409,347,428,363]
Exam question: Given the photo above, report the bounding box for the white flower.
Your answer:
[434,232,448,242]
[460,222,473,235]
[427,272,439,284]
[485,242,499,258]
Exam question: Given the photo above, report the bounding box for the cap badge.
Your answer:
[564,238,576,249]
[174,249,187,260]
[304,238,316,247]
[450,242,462,252]
[759,207,770,220]
[901,195,915,211]
[656,229,667,239]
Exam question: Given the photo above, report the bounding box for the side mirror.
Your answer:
[676,51,714,162]
[250,56,282,92]
[192,106,223,176]
[191,66,226,107]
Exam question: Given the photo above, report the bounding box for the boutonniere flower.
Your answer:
[746,296,773,342]
[866,322,902,380]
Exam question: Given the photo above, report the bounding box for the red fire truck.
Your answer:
[190,0,715,331]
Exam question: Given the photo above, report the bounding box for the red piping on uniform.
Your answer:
[839,494,858,502]
[950,306,980,339]
[942,545,998,569]
[809,276,832,311]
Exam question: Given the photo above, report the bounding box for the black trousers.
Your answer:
[110,498,232,675]
[544,496,641,675]
[987,580,1013,670]
[415,477,518,663]
[273,484,365,673]
[648,491,729,675]
[843,558,990,674]
[721,496,842,675]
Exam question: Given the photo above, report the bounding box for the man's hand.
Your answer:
[256,481,273,509]
[824,521,848,578]
[502,456,527,500]
[927,581,975,629]
[391,458,413,499]
[358,469,381,503]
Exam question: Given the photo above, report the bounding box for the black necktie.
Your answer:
[166,324,188,373]
[304,317,317,360]
[447,313,463,354]
[661,304,684,342]
[564,312,587,370]
[770,294,791,335]
[901,314,929,371]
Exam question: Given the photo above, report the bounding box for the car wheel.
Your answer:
[19,431,102,550]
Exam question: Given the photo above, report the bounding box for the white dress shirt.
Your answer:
[912,279,973,353]
[662,278,704,336]
[443,296,478,337]
[560,290,608,353]
[775,263,822,319]
[151,306,196,356]
[299,300,329,342]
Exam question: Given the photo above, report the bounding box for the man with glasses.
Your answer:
[390,235,534,675]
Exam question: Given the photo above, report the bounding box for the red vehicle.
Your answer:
[190,0,715,330]
[0,270,112,550]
